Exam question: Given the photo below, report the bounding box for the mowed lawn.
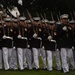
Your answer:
[0,57,75,75]
[1,69,75,75]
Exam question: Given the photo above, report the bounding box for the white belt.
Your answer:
[50,40,56,43]
[3,35,13,40]
[17,35,27,40]
[21,37,27,40]
[37,37,42,40]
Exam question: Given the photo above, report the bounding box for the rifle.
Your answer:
[73,10,75,18]
[57,15,60,21]
[21,12,27,37]
[0,14,5,35]
[26,9,33,23]
[26,9,36,33]
[23,12,27,27]
[58,11,61,17]
[36,12,39,17]
[70,12,74,20]
[16,12,21,36]
[51,11,54,21]
[44,13,46,19]
[36,12,42,27]
[40,14,50,36]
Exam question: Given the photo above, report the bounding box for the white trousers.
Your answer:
[17,48,28,70]
[23,48,27,68]
[73,50,75,68]
[0,49,2,69]
[26,48,32,69]
[32,48,39,69]
[17,48,24,70]
[2,47,13,70]
[46,50,53,71]
[46,50,61,71]
[11,47,18,70]
[39,48,46,69]
[60,48,75,73]
[53,50,61,70]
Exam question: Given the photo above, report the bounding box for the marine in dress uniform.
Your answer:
[69,20,75,70]
[25,20,32,70]
[2,17,13,70]
[12,18,18,70]
[43,20,57,71]
[31,19,47,69]
[54,21,62,71]
[16,17,28,70]
[56,14,75,73]
[30,17,41,69]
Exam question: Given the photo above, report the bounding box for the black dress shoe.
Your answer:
[41,68,47,70]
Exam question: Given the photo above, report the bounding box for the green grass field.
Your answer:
[1,68,75,75]
[0,57,75,75]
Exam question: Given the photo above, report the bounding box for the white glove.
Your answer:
[18,0,22,5]
[62,26,67,31]
[48,36,52,41]
[24,37,27,40]
[42,46,45,49]
[56,49,59,51]
[2,35,7,39]
[13,46,16,49]
[33,33,37,38]
[72,46,74,50]
[37,37,42,40]
[6,36,13,40]
[9,37,13,40]
[51,40,56,43]
[27,45,30,48]
[17,35,22,39]
[21,37,27,40]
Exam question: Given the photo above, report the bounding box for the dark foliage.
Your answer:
[1,0,75,19]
